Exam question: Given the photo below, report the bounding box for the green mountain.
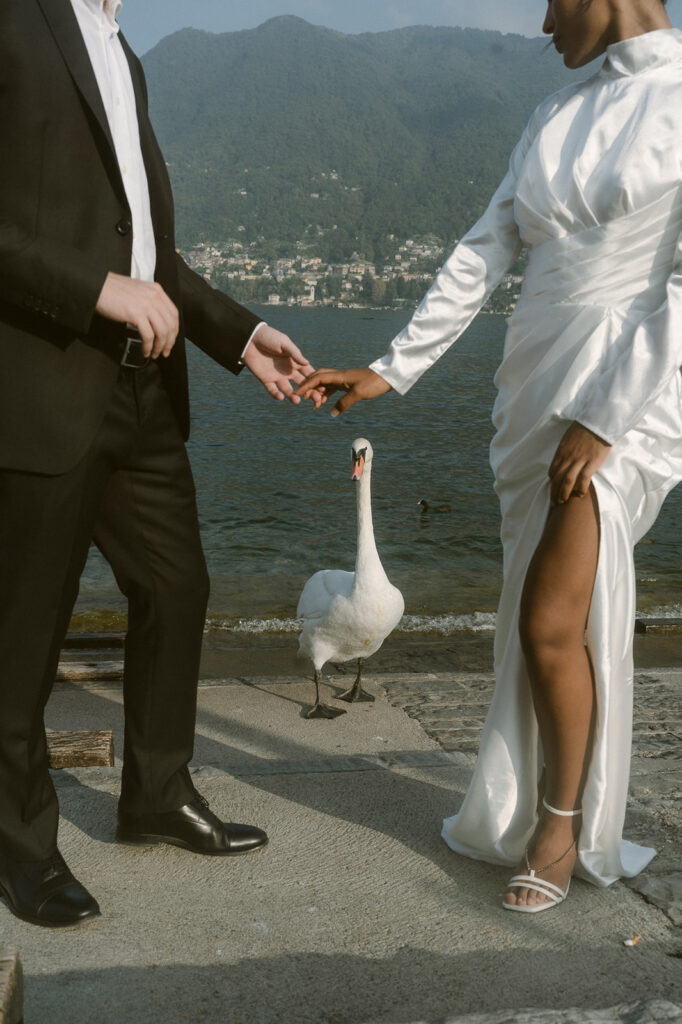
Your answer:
[142,16,578,260]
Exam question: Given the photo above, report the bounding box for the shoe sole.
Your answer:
[0,885,100,929]
[115,830,269,856]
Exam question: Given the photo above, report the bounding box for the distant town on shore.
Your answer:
[182,234,525,313]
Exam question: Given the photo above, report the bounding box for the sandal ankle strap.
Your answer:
[542,798,582,817]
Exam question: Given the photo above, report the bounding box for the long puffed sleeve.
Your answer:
[369,118,538,395]
[571,222,682,444]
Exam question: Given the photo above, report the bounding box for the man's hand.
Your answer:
[243,325,323,406]
[549,421,612,505]
[95,272,179,359]
[296,367,391,416]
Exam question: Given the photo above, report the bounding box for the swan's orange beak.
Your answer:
[351,453,365,481]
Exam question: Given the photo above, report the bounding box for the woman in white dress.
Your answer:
[298,0,682,912]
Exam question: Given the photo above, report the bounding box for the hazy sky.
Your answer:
[120,0,682,55]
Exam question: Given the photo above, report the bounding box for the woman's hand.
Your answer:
[549,421,612,505]
[296,367,392,416]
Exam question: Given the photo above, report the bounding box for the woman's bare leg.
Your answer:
[504,486,599,908]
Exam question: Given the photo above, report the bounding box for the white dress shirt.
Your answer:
[70,0,156,283]
[70,0,265,355]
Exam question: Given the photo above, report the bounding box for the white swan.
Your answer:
[297,438,405,719]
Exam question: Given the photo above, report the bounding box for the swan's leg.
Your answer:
[338,658,375,703]
[306,668,346,719]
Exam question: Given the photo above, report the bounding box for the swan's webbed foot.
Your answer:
[306,669,347,719]
[337,659,374,703]
[337,684,375,703]
[306,702,346,719]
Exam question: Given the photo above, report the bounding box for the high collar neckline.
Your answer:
[601,27,682,78]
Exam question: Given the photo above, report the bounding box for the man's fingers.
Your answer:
[296,369,345,397]
[276,367,324,406]
[264,381,285,401]
[276,378,302,405]
[96,274,179,358]
[260,376,305,404]
[150,290,179,357]
[289,365,317,388]
[278,338,307,365]
[136,318,155,357]
[147,318,172,359]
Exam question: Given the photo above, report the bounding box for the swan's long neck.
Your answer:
[354,467,384,583]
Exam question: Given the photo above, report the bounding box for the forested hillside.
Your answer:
[142,16,579,260]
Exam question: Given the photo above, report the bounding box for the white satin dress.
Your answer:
[370,29,682,887]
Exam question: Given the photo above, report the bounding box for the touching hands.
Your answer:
[243,325,324,406]
[296,367,392,416]
[549,421,612,506]
[96,272,179,359]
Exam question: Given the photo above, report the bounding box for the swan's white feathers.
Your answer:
[298,576,403,669]
[297,569,354,620]
[297,438,404,676]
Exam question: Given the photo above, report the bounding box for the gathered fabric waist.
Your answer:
[519,186,682,313]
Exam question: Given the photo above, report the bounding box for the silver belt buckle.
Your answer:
[121,331,149,369]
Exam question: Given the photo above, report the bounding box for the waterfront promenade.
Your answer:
[2,637,680,1023]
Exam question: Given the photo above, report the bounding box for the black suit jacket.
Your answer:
[0,0,262,474]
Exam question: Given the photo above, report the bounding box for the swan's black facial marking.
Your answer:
[351,446,367,481]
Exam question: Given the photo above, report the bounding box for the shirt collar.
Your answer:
[601,27,682,78]
[75,0,123,33]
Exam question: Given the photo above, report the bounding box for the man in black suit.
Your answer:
[0,0,318,928]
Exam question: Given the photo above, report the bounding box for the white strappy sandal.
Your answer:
[503,799,582,914]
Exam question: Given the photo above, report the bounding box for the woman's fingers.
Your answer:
[573,467,593,499]
[296,368,391,414]
[551,457,602,504]
[549,421,612,505]
[331,387,364,417]
[296,369,349,399]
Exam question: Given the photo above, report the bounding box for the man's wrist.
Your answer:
[239,321,267,364]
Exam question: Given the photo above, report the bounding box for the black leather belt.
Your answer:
[120,330,150,369]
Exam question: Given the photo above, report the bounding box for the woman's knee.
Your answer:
[518,590,577,664]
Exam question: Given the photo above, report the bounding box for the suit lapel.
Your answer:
[35,0,117,156]
[119,33,174,232]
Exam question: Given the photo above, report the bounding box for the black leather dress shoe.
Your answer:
[116,794,268,856]
[0,850,100,928]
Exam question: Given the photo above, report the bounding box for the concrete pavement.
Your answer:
[1,668,680,1023]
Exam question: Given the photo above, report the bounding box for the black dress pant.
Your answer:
[0,361,209,860]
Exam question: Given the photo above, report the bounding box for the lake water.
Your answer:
[74,306,682,637]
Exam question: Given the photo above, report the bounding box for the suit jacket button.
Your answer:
[116,218,132,236]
